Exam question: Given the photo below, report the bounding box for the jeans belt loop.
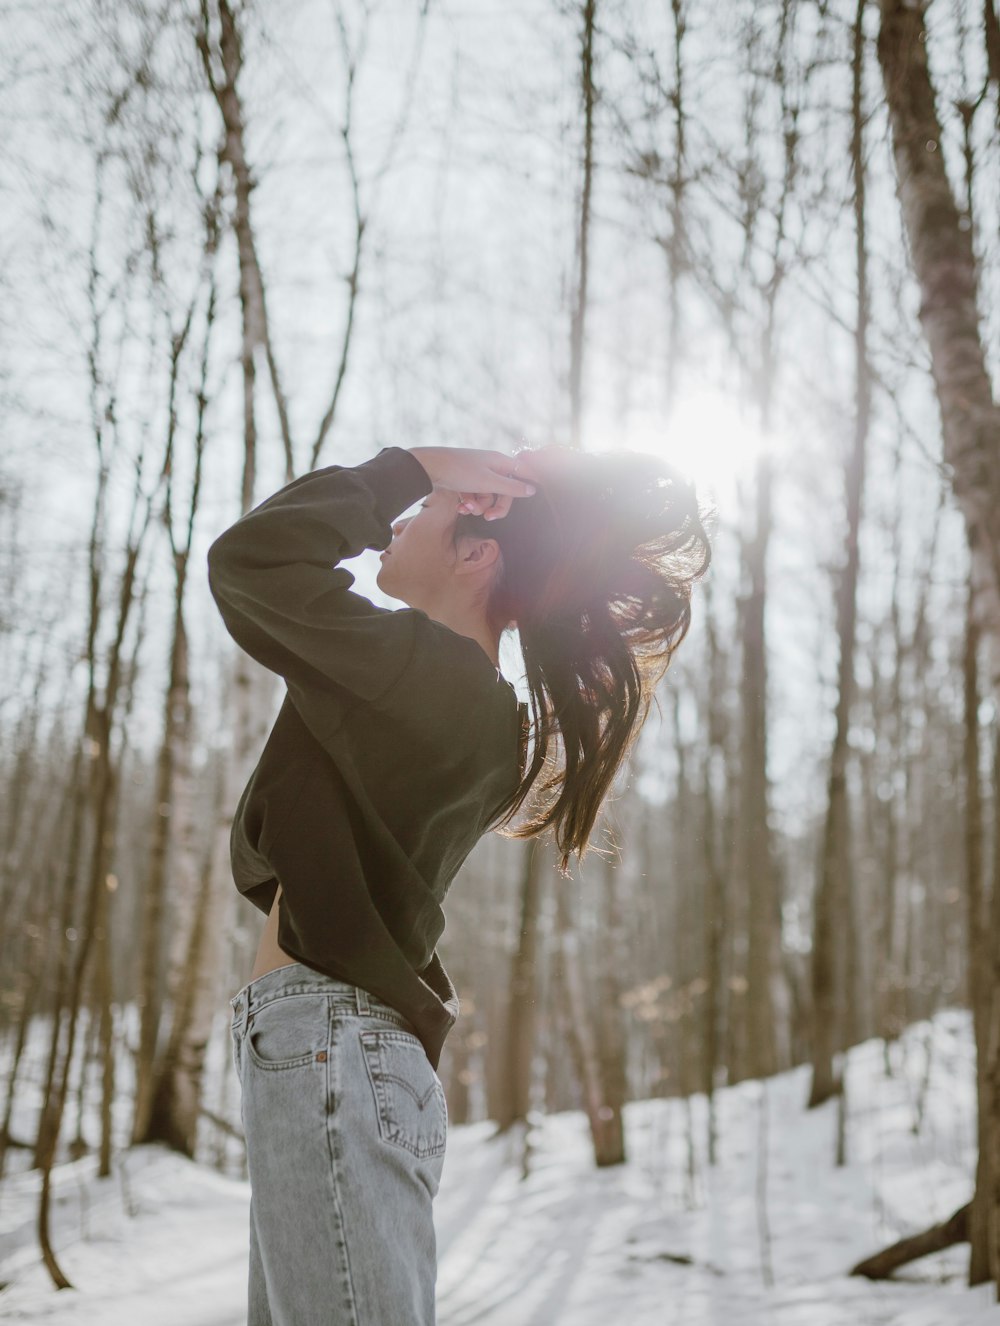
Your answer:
[240,992,252,1037]
[355,986,370,1016]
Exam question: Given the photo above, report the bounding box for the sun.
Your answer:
[621,391,773,506]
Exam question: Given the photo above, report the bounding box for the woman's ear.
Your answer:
[457,536,502,573]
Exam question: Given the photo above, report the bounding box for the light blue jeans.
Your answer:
[229,961,448,1325]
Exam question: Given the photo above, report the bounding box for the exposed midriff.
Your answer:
[249,884,298,983]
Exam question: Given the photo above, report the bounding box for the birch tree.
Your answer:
[854,0,1000,1289]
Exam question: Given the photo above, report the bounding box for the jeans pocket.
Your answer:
[360,1029,448,1160]
[244,994,327,1072]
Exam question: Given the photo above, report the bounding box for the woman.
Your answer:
[209,442,711,1325]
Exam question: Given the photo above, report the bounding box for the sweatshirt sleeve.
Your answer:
[207,446,434,709]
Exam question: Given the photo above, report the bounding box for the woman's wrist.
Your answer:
[406,447,438,485]
[402,447,536,518]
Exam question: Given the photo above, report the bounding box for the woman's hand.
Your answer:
[504,445,585,491]
[407,446,537,521]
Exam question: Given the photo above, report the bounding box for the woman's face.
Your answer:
[376,489,463,606]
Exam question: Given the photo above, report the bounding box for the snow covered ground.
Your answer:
[1,1008,997,1324]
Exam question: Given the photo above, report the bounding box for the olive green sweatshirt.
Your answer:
[207,446,527,1069]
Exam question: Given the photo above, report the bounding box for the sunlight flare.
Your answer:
[623,392,772,504]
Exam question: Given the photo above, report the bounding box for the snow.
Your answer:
[1,1009,997,1324]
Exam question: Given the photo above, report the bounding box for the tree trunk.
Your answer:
[875,434,906,1052]
[736,454,778,1083]
[132,603,191,1143]
[877,0,1000,686]
[987,737,1000,1288]
[877,0,1000,1290]
[145,835,225,1155]
[732,0,800,1088]
[965,568,991,1282]
[568,0,596,451]
[37,707,121,1288]
[808,0,870,1119]
[553,872,623,1166]
[196,0,293,490]
[36,455,154,1287]
[145,554,264,1159]
[496,838,546,1131]
[594,837,627,1166]
[663,0,688,416]
[700,577,726,1165]
[95,878,115,1178]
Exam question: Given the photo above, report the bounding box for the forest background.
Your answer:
[2,0,1000,1302]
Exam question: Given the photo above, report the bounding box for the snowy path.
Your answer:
[1,1011,998,1324]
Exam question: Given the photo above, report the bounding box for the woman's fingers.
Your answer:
[456,488,517,520]
[458,494,503,519]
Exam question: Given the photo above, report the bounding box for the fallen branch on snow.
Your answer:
[850,1202,969,1279]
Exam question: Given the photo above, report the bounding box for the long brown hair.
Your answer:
[455,447,714,877]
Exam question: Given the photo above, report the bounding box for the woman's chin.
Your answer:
[376,562,402,599]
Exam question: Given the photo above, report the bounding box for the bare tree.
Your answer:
[196,0,294,494]
[807,0,872,1136]
[568,0,597,452]
[142,0,283,1157]
[859,0,1000,1288]
[496,838,546,1133]
[34,185,168,1279]
[877,1,1000,673]
[132,189,219,1145]
[698,577,727,1165]
[553,858,625,1165]
[964,563,992,1283]
[731,0,799,1087]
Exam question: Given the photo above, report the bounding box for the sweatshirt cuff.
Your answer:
[348,446,433,526]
